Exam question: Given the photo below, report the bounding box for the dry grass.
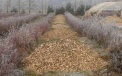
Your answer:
[21,15,107,74]
[105,16,122,26]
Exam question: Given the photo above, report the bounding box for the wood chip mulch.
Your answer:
[21,15,108,74]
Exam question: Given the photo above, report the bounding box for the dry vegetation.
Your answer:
[65,12,122,74]
[0,13,41,35]
[0,13,16,19]
[105,16,122,26]
[0,13,54,76]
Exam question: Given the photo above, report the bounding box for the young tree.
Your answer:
[28,0,35,14]
[74,0,77,12]
[66,3,74,14]
[76,4,85,16]
[29,0,31,14]
[44,0,49,14]
[0,0,3,12]
[47,6,54,13]
[21,9,26,14]
[76,4,91,16]
[18,0,21,13]
[56,7,65,15]
[41,0,44,13]
[6,0,11,13]
[11,7,18,13]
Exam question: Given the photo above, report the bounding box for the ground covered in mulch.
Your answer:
[21,15,107,75]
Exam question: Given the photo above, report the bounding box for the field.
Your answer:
[0,12,121,76]
[21,15,107,75]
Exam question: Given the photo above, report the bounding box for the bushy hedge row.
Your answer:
[0,13,54,76]
[0,13,16,19]
[0,13,41,34]
[65,12,122,73]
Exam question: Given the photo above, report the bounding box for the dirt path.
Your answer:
[21,15,107,74]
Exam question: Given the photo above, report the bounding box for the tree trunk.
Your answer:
[6,0,11,13]
[18,0,21,13]
[29,0,31,14]
[42,0,43,14]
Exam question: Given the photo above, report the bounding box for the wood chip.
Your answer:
[21,15,108,74]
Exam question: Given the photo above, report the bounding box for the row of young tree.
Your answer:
[2,0,90,16]
[1,0,48,14]
[47,3,91,16]
[2,0,33,14]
